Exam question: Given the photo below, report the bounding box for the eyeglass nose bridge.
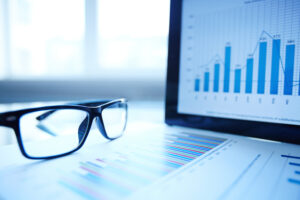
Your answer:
[77,114,108,143]
[95,116,109,139]
[89,106,103,114]
[89,107,105,132]
[88,107,109,139]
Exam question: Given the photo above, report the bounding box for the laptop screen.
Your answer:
[177,0,300,126]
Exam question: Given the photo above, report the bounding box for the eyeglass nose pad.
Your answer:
[96,116,108,139]
[78,116,89,143]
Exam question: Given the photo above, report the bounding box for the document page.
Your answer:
[0,125,299,200]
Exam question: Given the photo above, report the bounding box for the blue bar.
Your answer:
[83,173,131,196]
[85,162,150,185]
[288,178,300,185]
[257,42,267,94]
[214,63,220,92]
[164,152,192,162]
[172,141,211,151]
[295,171,300,175]
[245,58,253,93]
[281,155,300,159]
[223,46,231,92]
[59,180,101,200]
[234,69,241,93]
[165,146,203,156]
[204,72,209,92]
[194,79,200,92]
[270,39,280,94]
[284,44,295,95]
[171,136,220,147]
[289,162,300,167]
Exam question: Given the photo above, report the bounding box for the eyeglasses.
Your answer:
[0,99,127,159]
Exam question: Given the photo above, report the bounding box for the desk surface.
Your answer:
[0,101,300,200]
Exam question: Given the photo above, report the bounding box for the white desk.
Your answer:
[0,101,300,200]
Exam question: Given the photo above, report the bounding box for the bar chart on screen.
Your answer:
[178,0,300,125]
[192,32,297,96]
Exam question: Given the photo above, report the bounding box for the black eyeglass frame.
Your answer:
[0,98,127,159]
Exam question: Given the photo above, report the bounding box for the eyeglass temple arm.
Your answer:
[75,100,111,107]
[0,112,17,128]
[36,100,111,121]
[0,114,5,126]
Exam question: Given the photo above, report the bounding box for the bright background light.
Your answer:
[0,0,170,80]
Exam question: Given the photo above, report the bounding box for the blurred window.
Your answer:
[0,0,170,80]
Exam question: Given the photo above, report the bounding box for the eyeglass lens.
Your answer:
[18,101,127,158]
[19,109,89,158]
[101,101,127,139]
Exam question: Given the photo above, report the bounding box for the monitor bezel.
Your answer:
[165,0,300,144]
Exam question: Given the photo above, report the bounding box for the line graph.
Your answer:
[178,0,300,125]
[193,30,299,95]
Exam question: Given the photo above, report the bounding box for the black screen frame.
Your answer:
[165,0,300,145]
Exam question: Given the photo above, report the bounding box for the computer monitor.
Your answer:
[165,0,300,144]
